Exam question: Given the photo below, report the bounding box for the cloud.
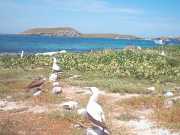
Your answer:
[0,0,143,15]
[43,0,142,14]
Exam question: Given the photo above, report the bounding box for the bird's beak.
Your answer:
[84,87,93,95]
[89,88,93,95]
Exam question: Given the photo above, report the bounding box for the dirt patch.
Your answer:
[0,112,83,135]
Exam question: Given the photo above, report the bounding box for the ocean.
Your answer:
[0,34,171,53]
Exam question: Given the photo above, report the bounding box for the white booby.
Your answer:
[52,57,60,72]
[160,50,165,56]
[52,86,62,95]
[20,50,24,58]
[49,73,58,82]
[86,87,110,135]
[52,81,60,87]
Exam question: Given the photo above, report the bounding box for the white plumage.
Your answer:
[52,57,60,72]
[87,99,105,123]
[77,108,87,117]
[53,81,60,87]
[86,87,110,135]
[52,86,62,94]
[86,127,102,135]
[49,73,58,82]
[87,87,105,123]
[20,50,24,58]
[160,50,165,56]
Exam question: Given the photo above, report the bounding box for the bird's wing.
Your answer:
[26,79,44,89]
[87,102,105,123]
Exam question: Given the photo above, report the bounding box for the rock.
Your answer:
[52,87,62,94]
[59,50,67,53]
[0,100,7,108]
[73,124,81,128]
[69,75,81,79]
[164,96,180,108]
[61,101,79,111]
[164,100,174,108]
[129,119,153,130]
[77,108,87,117]
[49,73,58,82]
[146,86,156,92]
[53,82,60,87]
[175,87,180,92]
[27,105,48,113]
[33,91,42,96]
[123,45,140,51]
[6,96,12,99]
[164,91,174,97]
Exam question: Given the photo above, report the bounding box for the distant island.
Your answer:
[20,27,180,41]
[20,27,142,39]
[20,27,81,37]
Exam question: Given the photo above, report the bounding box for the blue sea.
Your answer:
[0,34,178,53]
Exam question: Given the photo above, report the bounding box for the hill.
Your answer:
[21,27,81,37]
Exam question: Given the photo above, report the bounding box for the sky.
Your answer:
[0,0,180,37]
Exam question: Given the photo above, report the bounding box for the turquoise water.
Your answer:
[0,34,158,53]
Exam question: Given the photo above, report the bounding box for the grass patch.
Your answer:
[48,110,87,132]
[118,95,165,110]
[155,100,180,130]
[116,113,139,121]
[0,117,19,135]
[63,71,153,94]
[48,110,82,121]
[118,95,180,131]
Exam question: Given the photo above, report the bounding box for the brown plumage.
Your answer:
[25,77,45,91]
[87,112,111,135]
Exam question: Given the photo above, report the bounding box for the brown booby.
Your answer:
[25,77,46,92]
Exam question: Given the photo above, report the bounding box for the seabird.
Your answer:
[49,72,58,82]
[25,77,46,92]
[20,50,24,58]
[52,81,60,87]
[52,57,60,72]
[86,87,110,135]
[160,50,165,56]
[52,86,62,95]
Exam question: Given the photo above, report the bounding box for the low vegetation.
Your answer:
[1,46,180,82]
[0,45,179,93]
[118,95,180,130]
[155,99,180,130]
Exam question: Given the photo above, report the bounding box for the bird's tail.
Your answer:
[87,112,111,134]
[103,127,111,135]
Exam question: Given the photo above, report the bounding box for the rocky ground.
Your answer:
[0,82,180,135]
